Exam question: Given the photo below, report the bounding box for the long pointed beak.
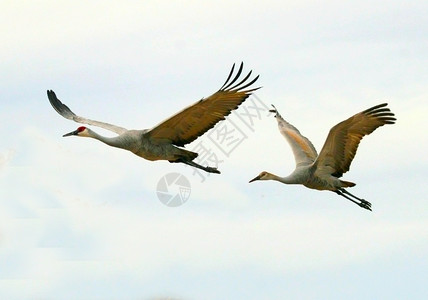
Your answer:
[249,175,261,183]
[63,130,78,137]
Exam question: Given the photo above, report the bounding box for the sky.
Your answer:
[1,0,427,299]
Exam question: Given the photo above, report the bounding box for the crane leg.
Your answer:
[170,159,221,174]
[335,188,372,211]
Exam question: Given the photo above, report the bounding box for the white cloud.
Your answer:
[1,0,427,298]
[0,149,15,171]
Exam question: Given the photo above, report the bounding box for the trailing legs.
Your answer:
[335,188,372,211]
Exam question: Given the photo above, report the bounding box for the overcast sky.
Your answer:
[1,1,427,299]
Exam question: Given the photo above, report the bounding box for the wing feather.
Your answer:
[314,103,396,177]
[47,90,127,135]
[270,105,318,167]
[147,63,261,146]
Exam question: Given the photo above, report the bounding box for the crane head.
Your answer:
[63,126,88,137]
[249,171,271,183]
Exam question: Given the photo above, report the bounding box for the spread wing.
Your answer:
[270,105,318,167]
[47,90,128,135]
[146,62,260,146]
[314,103,396,177]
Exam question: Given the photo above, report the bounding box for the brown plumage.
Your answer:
[147,63,259,146]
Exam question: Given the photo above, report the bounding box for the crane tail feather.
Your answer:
[340,180,356,187]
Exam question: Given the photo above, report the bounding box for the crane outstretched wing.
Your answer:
[146,62,260,146]
[314,103,396,177]
[270,105,318,167]
[47,90,128,135]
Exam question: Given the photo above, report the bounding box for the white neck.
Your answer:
[85,128,131,150]
[264,172,303,185]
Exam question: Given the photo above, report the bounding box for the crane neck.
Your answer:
[266,172,303,185]
[85,128,132,151]
[275,174,301,185]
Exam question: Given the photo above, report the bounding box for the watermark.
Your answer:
[156,172,191,207]
[188,94,272,182]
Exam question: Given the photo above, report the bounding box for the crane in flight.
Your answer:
[47,63,260,174]
[249,103,396,211]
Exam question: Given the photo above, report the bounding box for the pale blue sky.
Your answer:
[1,1,427,299]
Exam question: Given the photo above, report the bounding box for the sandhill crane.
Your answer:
[249,103,396,211]
[47,63,260,174]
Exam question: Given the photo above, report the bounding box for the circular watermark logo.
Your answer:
[156,173,191,207]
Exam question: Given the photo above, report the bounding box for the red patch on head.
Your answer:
[77,126,86,132]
